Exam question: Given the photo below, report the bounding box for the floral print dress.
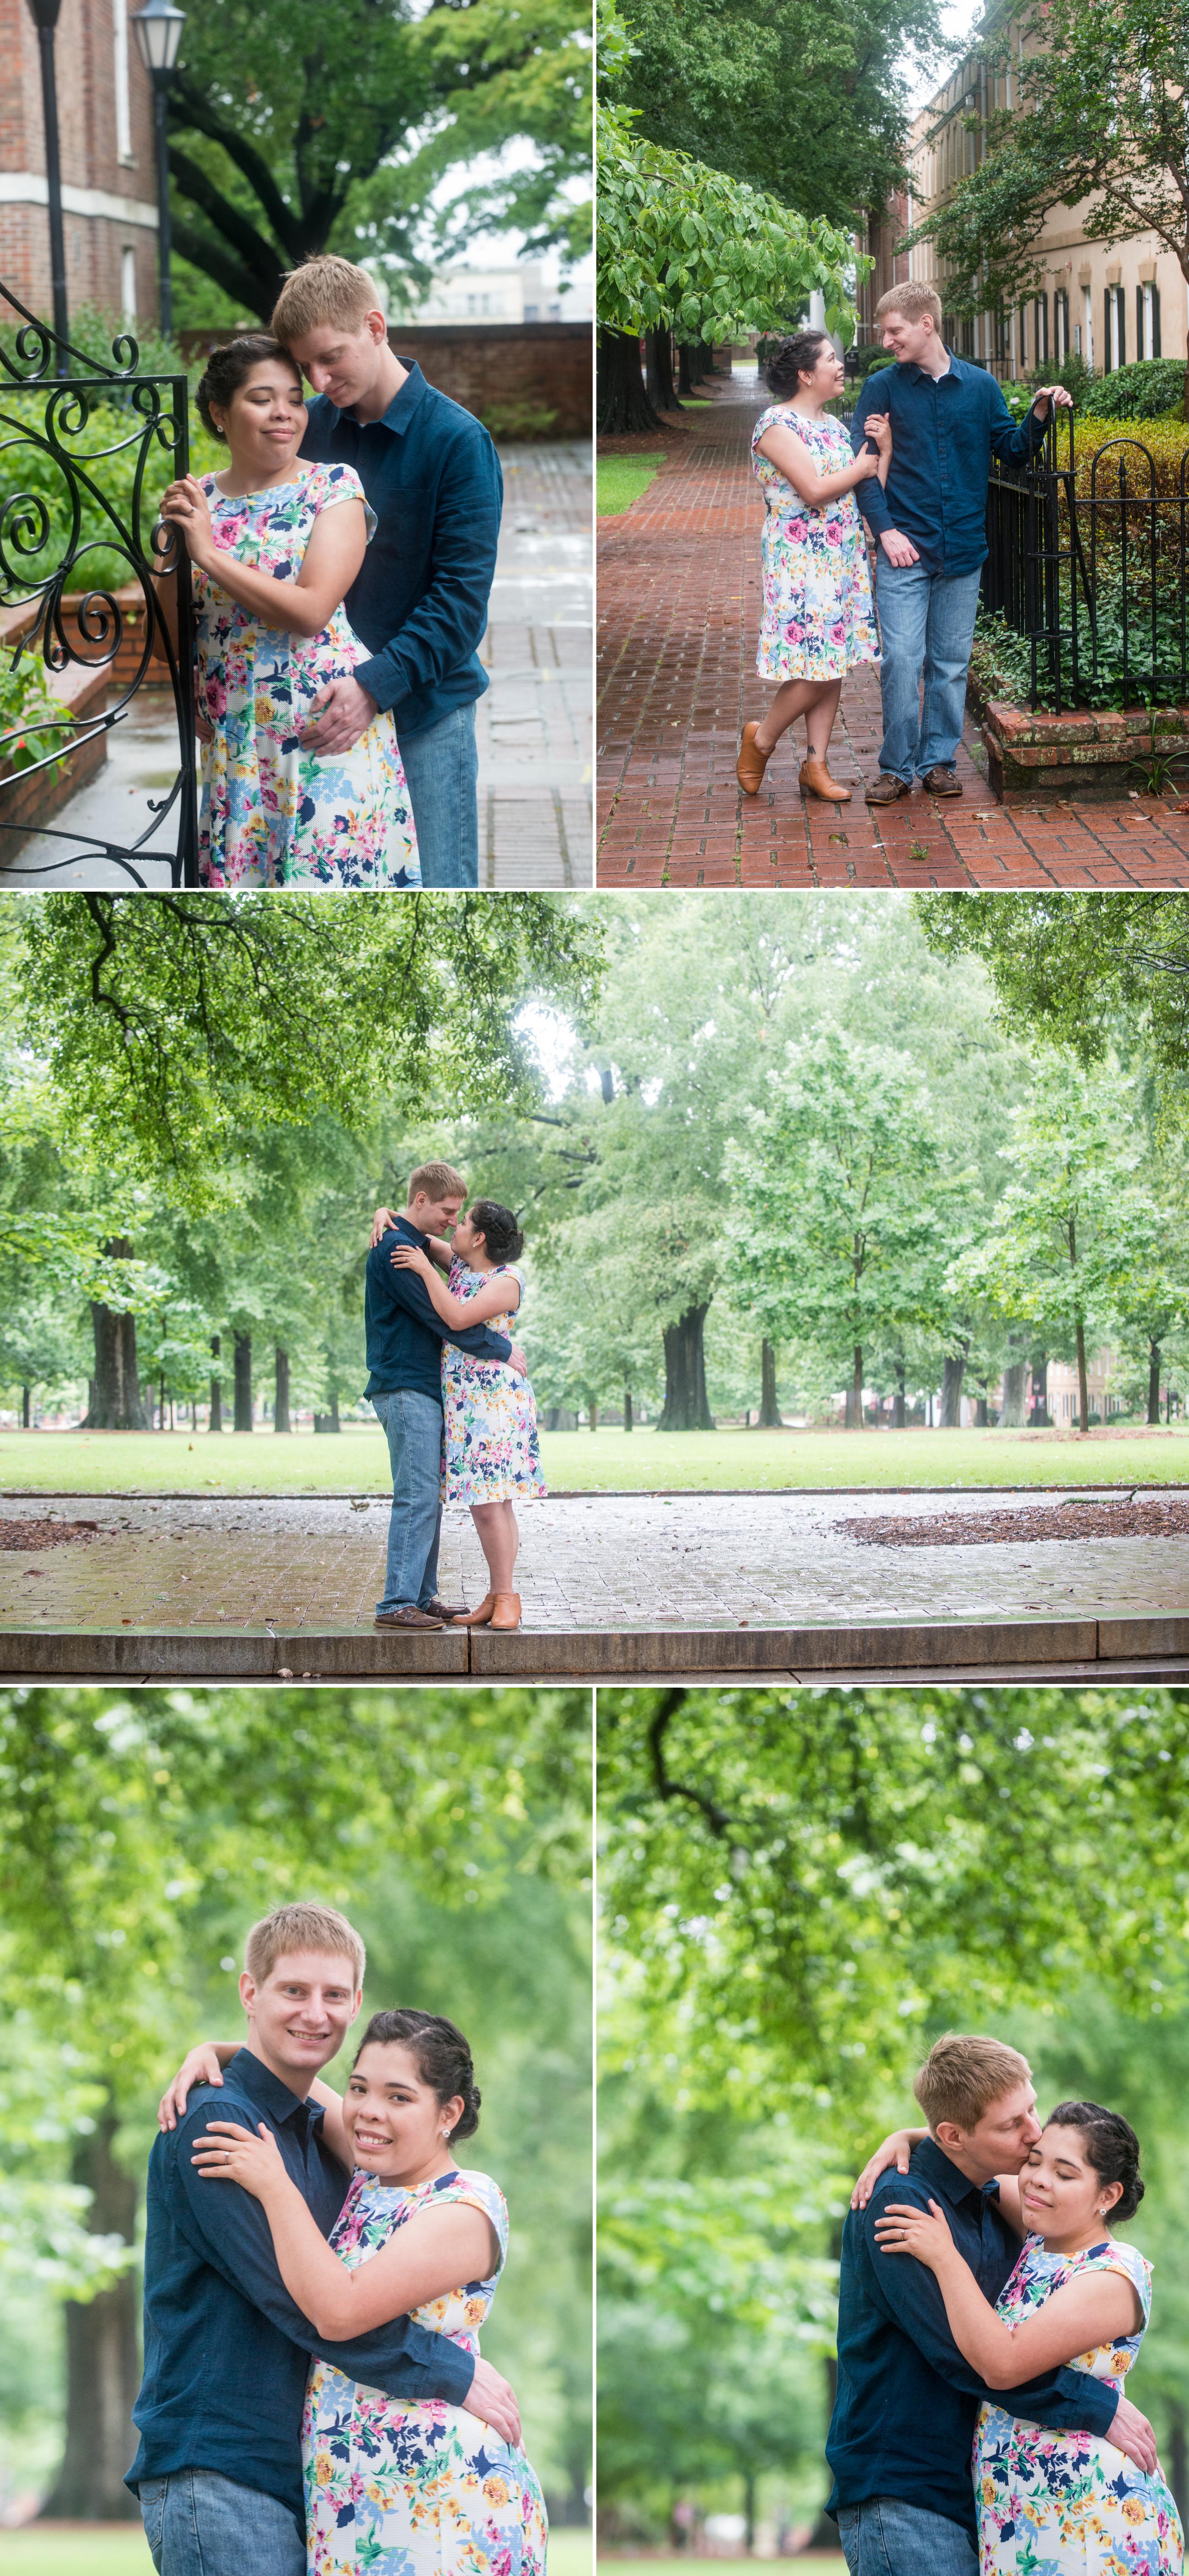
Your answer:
[194,461,419,890]
[974,2235,1182,2574]
[750,406,879,684]
[440,1260,546,1508]
[302,2165,547,2576]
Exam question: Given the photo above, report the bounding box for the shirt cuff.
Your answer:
[350,655,397,715]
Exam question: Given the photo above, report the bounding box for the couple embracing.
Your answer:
[364,1161,545,1637]
[154,255,500,889]
[127,1899,546,2576]
[737,283,1073,808]
[829,2031,1182,2575]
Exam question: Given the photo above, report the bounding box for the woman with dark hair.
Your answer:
[738,328,889,806]
[154,333,418,889]
[371,1197,545,1633]
[859,2103,1182,2572]
[166,2009,546,2576]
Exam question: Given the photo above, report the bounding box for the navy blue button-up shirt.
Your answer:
[363,1218,512,1404]
[300,364,503,737]
[127,2048,475,2528]
[825,2135,1119,2536]
[851,351,1049,573]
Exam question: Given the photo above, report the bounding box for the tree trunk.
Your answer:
[274,1345,290,1434]
[83,1244,148,1428]
[624,1383,633,1433]
[40,2113,140,2518]
[677,340,701,395]
[758,1337,782,1426]
[975,1388,988,1427]
[1076,1317,1089,1434]
[233,1330,253,1432]
[1028,1352,1050,1426]
[845,1344,863,1428]
[657,1304,716,1429]
[21,1384,30,1428]
[892,1349,906,1428]
[1148,1339,1162,1425]
[588,1396,599,1433]
[645,327,679,410]
[742,2470,756,2554]
[998,1359,1028,1426]
[597,328,663,435]
[940,1347,967,1426]
[209,1332,222,1432]
[329,1387,341,1432]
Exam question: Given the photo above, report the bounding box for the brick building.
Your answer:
[0,0,159,333]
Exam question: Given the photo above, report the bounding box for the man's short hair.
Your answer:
[244,1902,365,1990]
[914,2033,1031,2132]
[875,281,943,332]
[271,255,386,346]
[408,1160,467,1203]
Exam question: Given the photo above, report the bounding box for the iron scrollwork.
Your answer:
[0,278,198,883]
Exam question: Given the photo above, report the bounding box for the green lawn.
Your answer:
[0,2526,592,2576]
[3,1425,1189,1495]
[596,453,667,516]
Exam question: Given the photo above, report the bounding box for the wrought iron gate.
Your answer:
[0,280,198,883]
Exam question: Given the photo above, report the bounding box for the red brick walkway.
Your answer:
[597,371,1189,888]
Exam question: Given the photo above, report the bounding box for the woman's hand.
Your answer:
[873,2197,955,2271]
[390,1244,435,1282]
[865,411,892,457]
[370,1205,399,1248]
[190,2118,289,2200]
[158,2044,225,2132]
[160,474,215,569]
[851,2127,920,2210]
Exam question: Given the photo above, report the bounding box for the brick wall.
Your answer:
[0,0,158,332]
[180,319,594,436]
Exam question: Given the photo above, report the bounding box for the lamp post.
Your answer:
[130,0,185,338]
[24,0,69,356]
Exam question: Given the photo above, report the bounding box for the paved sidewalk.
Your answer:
[3,1490,1189,1678]
[5,443,592,892]
[597,371,1189,888]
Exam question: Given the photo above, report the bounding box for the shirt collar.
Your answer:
[911,2132,995,2211]
[910,349,957,384]
[226,2045,321,2130]
[392,1214,429,1249]
[330,362,428,439]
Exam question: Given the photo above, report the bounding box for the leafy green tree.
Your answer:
[726,1025,978,1425]
[951,1059,1164,1433]
[167,0,592,324]
[0,1686,589,2519]
[902,0,1189,416]
[916,894,1189,1112]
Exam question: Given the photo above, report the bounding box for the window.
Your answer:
[121,245,136,323]
[112,0,132,161]
[1082,284,1093,366]
[1054,289,1069,365]
[1138,280,1161,359]
[1034,293,1049,366]
[1105,284,1125,371]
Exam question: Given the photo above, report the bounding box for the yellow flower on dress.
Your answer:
[1123,2497,1146,2523]
[315,2455,333,2486]
[483,2476,510,2507]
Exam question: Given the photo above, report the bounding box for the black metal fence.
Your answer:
[0,279,198,882]
[983,405,1189,714]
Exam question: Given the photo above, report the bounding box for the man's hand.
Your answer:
[1111,2396,1158,2475]
[508,1342,527,1377]
[879,529,920,567]
[465,2356,521,2449]
[301,676,378,756]
[1031,385,1074,420]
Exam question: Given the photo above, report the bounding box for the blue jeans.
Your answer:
[837,2497,978,2576]
[139,2468,304,2576]
[873,557,983,782]
[395,701,480,887]
[372,1388,443,1613]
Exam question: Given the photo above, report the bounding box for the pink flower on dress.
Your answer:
[783,621,804,645]
[825,522,843,546]
[830,622,846,644]
[787,517,809,542]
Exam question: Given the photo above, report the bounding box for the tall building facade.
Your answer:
[899,14,1185,380]
[0,0,159,335]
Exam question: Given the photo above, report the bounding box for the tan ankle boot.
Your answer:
[490,1592,522,1631]
[737,723,773,796]
[799,755,851,803]
[453,1592,495,1626]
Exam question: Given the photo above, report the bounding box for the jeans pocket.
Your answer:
[139,2477,168,2568]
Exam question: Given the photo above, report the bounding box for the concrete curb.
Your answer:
[3,1614,1188,1680]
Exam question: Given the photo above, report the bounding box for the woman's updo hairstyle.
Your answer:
[353,2006,481,2141]
[1045,2100,1145,2221]
[469,1199,525,1263]
[196,333,302,437]
[763,330,832,399]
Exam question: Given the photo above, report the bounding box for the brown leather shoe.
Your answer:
[865,773,912,805]
[374,1604,444,1629]
[799,755,851,803]
[921,767,962,797]
[426,1595,470,1620]
[737,723,773,796]
[452,1592,495,1627]
[490,1592,522,1631]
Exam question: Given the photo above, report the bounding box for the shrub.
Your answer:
[1085,358,1187,422]
[0,391,224,597]
[1071,414,1189,496]
[0,653,74,775]
[477,399,559,441]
